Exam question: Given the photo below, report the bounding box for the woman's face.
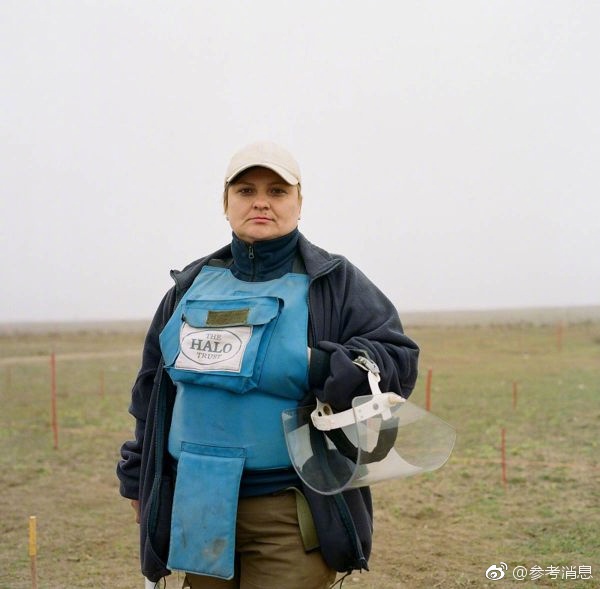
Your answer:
[225,167,302,243]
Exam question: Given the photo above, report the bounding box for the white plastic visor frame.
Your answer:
[310,369,405,431]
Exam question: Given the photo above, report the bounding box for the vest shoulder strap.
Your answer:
[207,257,233,269]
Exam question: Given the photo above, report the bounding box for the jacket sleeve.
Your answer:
[310,259,419,412]
[116,287,176,499]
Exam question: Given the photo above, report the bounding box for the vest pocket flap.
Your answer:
[180,441,246,459]
[183,296,281,328]
[168,442,246,579]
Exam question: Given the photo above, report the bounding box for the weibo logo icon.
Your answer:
[485,563,508,580]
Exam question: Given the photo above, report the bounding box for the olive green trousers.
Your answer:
[182,490,336,589]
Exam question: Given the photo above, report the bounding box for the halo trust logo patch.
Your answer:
[175,324,252,372]
[182,329,241,364]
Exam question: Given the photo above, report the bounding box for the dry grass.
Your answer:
[0,317,599,588]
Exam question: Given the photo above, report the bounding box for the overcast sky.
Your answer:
[1,1,599,323]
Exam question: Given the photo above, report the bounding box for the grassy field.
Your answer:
[0,317,599,588]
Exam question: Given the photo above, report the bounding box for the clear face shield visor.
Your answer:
[282,358,456,495]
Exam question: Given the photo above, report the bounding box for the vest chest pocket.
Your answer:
[164,296,282,394]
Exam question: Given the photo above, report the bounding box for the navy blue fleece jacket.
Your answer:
[117,231,419,581]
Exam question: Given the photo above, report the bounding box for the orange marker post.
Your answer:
[425,368,433,412]
[29,515,38,589]
[50,352,58,450]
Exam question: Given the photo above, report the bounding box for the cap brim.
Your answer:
[226,163,299,186]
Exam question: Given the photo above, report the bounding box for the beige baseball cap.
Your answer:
[224,141,301,186]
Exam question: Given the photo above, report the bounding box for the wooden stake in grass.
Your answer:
[50,352,58,450]
[29,515,38,589]
[425,368,433,411]
[501,427,508,489]
[512,381,518,410]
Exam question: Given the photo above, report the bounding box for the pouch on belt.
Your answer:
[167,442,246,580]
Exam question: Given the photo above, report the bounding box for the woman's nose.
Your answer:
[252,191,270,208]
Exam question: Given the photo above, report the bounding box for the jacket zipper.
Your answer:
[248,245,256,281]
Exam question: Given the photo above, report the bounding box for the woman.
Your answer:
[117,141,419,588]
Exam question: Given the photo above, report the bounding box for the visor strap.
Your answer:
[311,354,401,430]
[351,355,381,380]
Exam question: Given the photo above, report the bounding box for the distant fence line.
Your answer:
[402,305,600,327]
[1,306,599,334]
[0,319,150,336]
[0,349,140,366]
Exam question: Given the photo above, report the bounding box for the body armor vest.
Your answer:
[159,265,310,579]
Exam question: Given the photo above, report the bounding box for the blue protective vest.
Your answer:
[159,265,310,579]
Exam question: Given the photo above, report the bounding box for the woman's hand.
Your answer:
[131,499,140,524]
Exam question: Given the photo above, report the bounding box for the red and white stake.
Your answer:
[425,368,433,412]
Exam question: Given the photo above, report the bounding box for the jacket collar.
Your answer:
[170,232,341,299]
[230,229,299,281]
